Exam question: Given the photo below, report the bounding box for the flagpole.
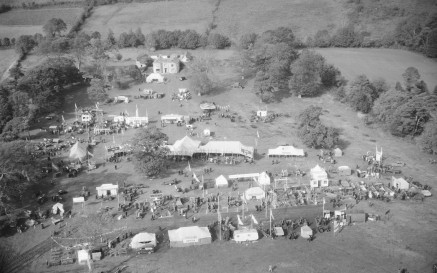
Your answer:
[270,209,272,237]
[218,195,221,241]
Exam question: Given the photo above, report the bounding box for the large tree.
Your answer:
[131,127,169,177]
[289,50,325,97]
[43,18,67,38]
[418,117,437,154]
[87,79,108,102]
[71,32,90,70]
[190,72,214,95]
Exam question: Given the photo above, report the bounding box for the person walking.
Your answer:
[268,265,273,272]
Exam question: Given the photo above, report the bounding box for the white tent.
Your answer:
[96,184,118,197]
[166,136,201,157]
[233,229,259,242]
[52,203,64,216]
[245,187,265,200]
[268,146,305,157]
[215,175,228,188]
[310,165,329,188]
[146,73,165,83]
[258,172,271,186]
[421,190,432,197]
[333,148,343,157]
[168,226,211,248]
[300,225,313,238]
[130,232,156,249]
[69,142,87,160]
[203,128,211,136]
[391,177,409,190]
[77,249,90,264]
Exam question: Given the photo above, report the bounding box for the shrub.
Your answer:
[207,33,231,49]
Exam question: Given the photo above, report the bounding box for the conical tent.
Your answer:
[69,142,87,160]
[215,175,228,188]
[258,172,271,185]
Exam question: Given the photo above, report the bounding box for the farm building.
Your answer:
[268,146,305,157]
[310,165,329,188]
[96,184,119,197]
[233,229,259,242]
[245,187,265,200]
[146,73,165,83]
[215,175,228,188]
[130,232,156,250]
[153,55,180,74]
[391,177,409,190]
[168,226,211,248]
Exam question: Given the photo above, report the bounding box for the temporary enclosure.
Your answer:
[168,226,211,248]
[161,114,184,124]
[421,190,432,197]
[268,146,305,157]
[215,175,228,188]
[77,249,90,264]
[256,110,267,117]
[310,165,329,188]
[69,142,87,160]
[258,172,271,186]
[391,177,409,190]
[52,203,64,216]
[130,232,157,249]
[333,148,343,157]
[146,73,165,83]
[96,184,119,197]
[245,187,265,200]
[274,227,284,237]
[166,136,201,157]
[198,141,254,159]
[338,166,352,176]
[300,225,313,238]
[233,229,259,242]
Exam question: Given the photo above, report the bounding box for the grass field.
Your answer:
[315,48,437,89]
[0,0,84,8]
[82,0,214,37]
[0,49,18,82]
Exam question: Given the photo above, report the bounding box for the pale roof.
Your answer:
[198,141,254,155]
[96,184,119,191]
[311,165,327,179]
[69,142,87,159]
[161,114,184,120]
[167,136,201,157]
[130,232,156,249]
[245,187,265,197]
[258,172,271,185]
[215,175,228,186]
[268,146,305,156]
[228,173,260,179]
[168,226,211,242]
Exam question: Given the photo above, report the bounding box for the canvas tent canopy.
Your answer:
[77,249,90,264]
[258,172,271,186]
[146,73,165,83]
[334,148,343,157]
[130,232,156,249]
[421,190,432,197]
[274,227,284,236]
[166,136,201,157]
[161,114,185,123]
[391,177,409,190]
[300,225,313,238]
[52,203,64,216]
[69,142,88,160]
[245,187,265,200]
[338,166,352,176]
[96,184,119,197]
[199,102,216,111]
[215,175,228,188]
[168,226,211,248]
[198,141,254,158]
[310,165,329,188]
[268,146,305,157]
[233,229,259,242]
[229,173,260,180]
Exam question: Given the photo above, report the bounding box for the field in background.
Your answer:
[316,48,437,89]
[214,0,348,41]
[0,8,82,38]
[0,0,84,7]
[82,0,214,37]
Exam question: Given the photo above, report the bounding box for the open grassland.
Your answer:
[0,49,18,81]
[0,8,82,25]
[315,48,437,88]
[214,0,349,41]
[0,0,84,8]
[82,0,214,37]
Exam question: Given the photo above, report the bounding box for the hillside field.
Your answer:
[316,48,437,89]
[0,8,82,38]
[0,49,18,82]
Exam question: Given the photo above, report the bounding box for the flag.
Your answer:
[237,215,244,226]
[270,209,274,220]
[323,198,326,204]
[333,220,340,234]
[61,115,65,123]
[251,214,258,225]
[136,104,139,117]
[87,151,94,157]
[188,161,191,172]
[75,103,78,110]
[257,130,260,138]
[193,172,200,183]
[96,102,99,109]
[113,135,115,144]
[51,162,59,171]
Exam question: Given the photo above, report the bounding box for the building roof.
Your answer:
[310,165,327,180]
[215,175,228,186]
[258,172,271,185]
[69,142,87,159]
[130,232,156,249]
[199,141,254,156]
[96,184,119,191]
[167,136,201,157]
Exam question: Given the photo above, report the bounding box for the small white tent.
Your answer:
[52,203,64,216]
[310,165,329,188]
[300,225,313,238]
[333,148,343,157]
[130,232,157,249]
[391,177,409,190]
[69,142,87,160]
[96,184,119,197]
[146,73,165,83]
[168,226,211,248]
[258,172,271,186]
[233,229,259,242]
[245,187,265,200]
[77,249,90,264]
[215,175,228,188]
